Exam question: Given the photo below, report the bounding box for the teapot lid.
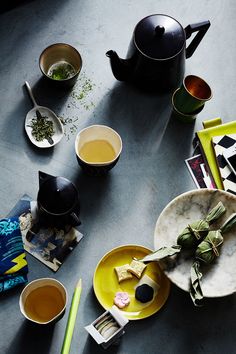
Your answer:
[38,176,79,215]
[134,14,185,59]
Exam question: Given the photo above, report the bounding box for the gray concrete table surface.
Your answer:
[0,0,236,353]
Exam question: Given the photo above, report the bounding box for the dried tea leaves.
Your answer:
[29,110,54,143]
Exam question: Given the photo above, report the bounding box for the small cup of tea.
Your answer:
[39,43,82,88]
[75,124,122,175]
[19,278,67,325]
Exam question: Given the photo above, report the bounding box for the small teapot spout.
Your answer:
[106,50,132,81]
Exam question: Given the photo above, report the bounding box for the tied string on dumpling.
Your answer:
[187,224,202,240]
[138,203,226,265]
[177,202,226,250]
[207,233,222,258]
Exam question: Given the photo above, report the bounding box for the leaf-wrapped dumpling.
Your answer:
[177,202,226,249]
[195,213,236,264]
[195,230,223,264]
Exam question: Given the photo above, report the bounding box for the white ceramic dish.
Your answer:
[25,106,64,148]
[24,81,64,148]
[154,189,236,297]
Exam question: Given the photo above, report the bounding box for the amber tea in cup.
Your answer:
[75,125,122,175]
[19,278,67,325]
[79,139,116,163]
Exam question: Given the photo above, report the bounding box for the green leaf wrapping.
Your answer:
[138,245,181,263]
[177,220,209,249]
[220,213,236,234]
[195,230,223,264]
[190,261,204,306]
[177,202,226,250]
[205,201,226,223]
[195,213,236,265]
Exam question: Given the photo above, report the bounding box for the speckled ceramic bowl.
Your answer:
[154,189,236,297]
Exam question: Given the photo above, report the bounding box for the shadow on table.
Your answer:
[159,110,196,155]
[30,77,72,114]
[72,169,112,224]
[6,320,55,354]
[0,0,35,14]
[157,283,236,353]
[99,81,173,148]
[82,336,120,354]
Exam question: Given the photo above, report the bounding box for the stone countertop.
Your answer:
[0,1,236,353]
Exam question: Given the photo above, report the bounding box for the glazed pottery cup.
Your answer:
[172,88,205,123]
[75,125,122,176]
[39,43,82,88]
[174,75,212,114]
[19,278,67,325]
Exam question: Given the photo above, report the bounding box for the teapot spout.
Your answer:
[106,50,132,81]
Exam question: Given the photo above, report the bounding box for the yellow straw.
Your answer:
[61,279,82,354]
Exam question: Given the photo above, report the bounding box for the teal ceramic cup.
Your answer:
[174,75,212,114]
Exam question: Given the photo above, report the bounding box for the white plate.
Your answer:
[25,106,64,148]
[154,189,236,297]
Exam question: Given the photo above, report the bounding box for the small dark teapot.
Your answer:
[106,14,210,91]
[37,171,80,228]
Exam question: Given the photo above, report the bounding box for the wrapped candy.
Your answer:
[177,202,226,249]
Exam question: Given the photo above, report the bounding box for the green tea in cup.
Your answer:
[79,139,116,163]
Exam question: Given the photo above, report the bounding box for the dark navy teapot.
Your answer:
[106,14,210,91]
[37,171,80,228]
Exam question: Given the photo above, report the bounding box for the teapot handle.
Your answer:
[70,212,81,226]
[185,20,210,59]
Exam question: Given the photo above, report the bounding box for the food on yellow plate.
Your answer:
[114,291,130,309]
[135,284,154,303]
[114,264,133,282]
[135,274,160,295]
[127,259,147,278]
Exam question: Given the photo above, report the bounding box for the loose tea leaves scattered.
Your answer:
[58,72,97,141]
[47,61,77,80]
[29,110,54,142]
